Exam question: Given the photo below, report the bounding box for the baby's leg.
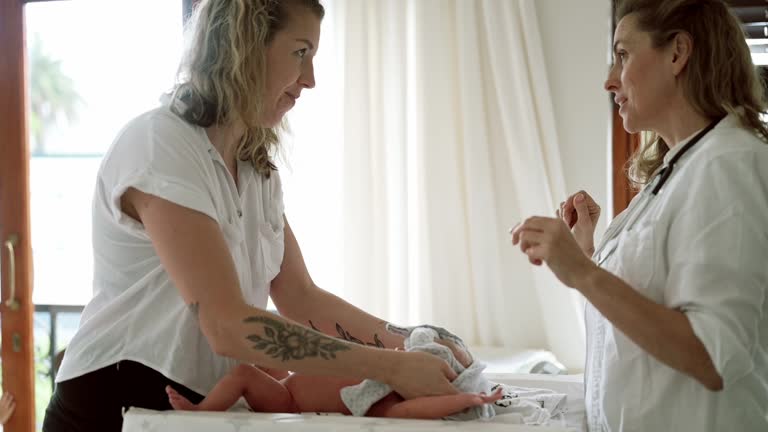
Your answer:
[282,373,362,414]
[167,364,294,412]
[259,366,290,381]
[368,389,502,419]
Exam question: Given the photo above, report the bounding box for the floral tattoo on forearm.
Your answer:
[308,320,386,348]
[244,316,350,361]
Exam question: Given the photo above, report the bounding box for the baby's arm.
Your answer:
[369,388,502,419]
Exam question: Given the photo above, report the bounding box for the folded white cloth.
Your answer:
[340,326,567,423]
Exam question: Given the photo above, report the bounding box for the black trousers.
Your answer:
[43,360,204,432]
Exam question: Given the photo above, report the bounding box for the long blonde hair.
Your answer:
[171,0,324,177]
[616,0,768,186]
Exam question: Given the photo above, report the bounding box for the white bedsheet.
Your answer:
[122,373,585,432]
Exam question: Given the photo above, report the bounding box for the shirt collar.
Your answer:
[661,112,735,165]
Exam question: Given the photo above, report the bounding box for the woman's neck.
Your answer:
[206,122,244,166]
[654,100,712,149]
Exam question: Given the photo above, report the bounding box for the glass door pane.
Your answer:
[25,1,183,428]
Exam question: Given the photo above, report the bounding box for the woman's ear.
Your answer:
[671,31,694,77]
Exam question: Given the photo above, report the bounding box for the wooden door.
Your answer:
[1,2,191,430]
[1,0,35,430]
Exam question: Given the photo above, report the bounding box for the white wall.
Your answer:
[534,0,613,235]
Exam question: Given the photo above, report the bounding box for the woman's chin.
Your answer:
[621,116,639,135]
[259,113,288,128]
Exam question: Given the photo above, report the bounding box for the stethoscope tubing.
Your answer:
[592,115,725,267]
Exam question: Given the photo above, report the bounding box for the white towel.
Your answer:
[340,326,567,423]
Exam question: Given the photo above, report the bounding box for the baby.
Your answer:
[166,364,500,419]
[166,327,500,419]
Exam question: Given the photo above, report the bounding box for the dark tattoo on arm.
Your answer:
[244,316,350,361]
[309,320,386,348]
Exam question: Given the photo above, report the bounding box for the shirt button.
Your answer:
[237,209,243,218]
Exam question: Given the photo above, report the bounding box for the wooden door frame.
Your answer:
[0,0,35,430]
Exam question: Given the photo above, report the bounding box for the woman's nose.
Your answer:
[299,60,315,89]
[604,64,619,93]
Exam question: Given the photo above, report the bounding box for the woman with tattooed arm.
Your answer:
[43,1,461,431]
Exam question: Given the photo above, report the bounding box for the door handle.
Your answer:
[3,234,19,311]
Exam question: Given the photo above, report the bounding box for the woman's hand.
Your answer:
[386,323,472,366]
[557,191,601,257]
[385,351,458,400]
[436,338,473,368]
[510,216,599,289]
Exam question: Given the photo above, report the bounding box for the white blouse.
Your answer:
[56,105,286,395]
[585,114,768,431]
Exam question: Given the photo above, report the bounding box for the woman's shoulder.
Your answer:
[119,106,207,149]
[97,106,217,193]
[683,121,768,202]
[699,117,768,163]
[104,106,210,166]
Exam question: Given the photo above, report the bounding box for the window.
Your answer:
[26,1,183,427]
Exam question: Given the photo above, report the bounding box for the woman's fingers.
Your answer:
[508,223,521,245]
[512,224,552,266]
[510,216,552,245]
[563,190,600,227]
[524,244,547,262]
[562,195,573,226]
[442,360,459,382]
[514,217,572,263]
[518,230,545,255]
[511,218,563,267]
[435,339,473,368]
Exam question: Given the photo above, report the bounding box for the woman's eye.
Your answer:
[295,48,308,59]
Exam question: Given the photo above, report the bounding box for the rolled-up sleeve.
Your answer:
[99,112,218,228]
[665,153,768,388]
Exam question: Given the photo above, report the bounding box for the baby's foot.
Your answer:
[0,393,16,424]
[166,385,198,411]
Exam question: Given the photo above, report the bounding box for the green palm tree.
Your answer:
[29,34,81,155]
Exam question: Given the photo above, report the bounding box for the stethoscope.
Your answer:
[593,115,725,267]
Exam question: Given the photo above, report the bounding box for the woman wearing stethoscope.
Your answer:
[512,1,768,431]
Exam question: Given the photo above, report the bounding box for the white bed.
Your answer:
[122,373,586,432]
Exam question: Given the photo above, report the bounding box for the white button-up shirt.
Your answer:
[585,114,768,431]
[57,105,286,395]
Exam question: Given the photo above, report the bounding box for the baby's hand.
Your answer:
[459,387,504,409]
[479,387,504,404]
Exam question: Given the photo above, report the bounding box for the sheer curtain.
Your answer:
[284,0,585,369]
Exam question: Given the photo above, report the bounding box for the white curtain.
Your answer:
[287,0,585,370]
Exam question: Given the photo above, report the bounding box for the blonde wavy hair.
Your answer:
[171,0,324,177]
[616,0,768,187]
